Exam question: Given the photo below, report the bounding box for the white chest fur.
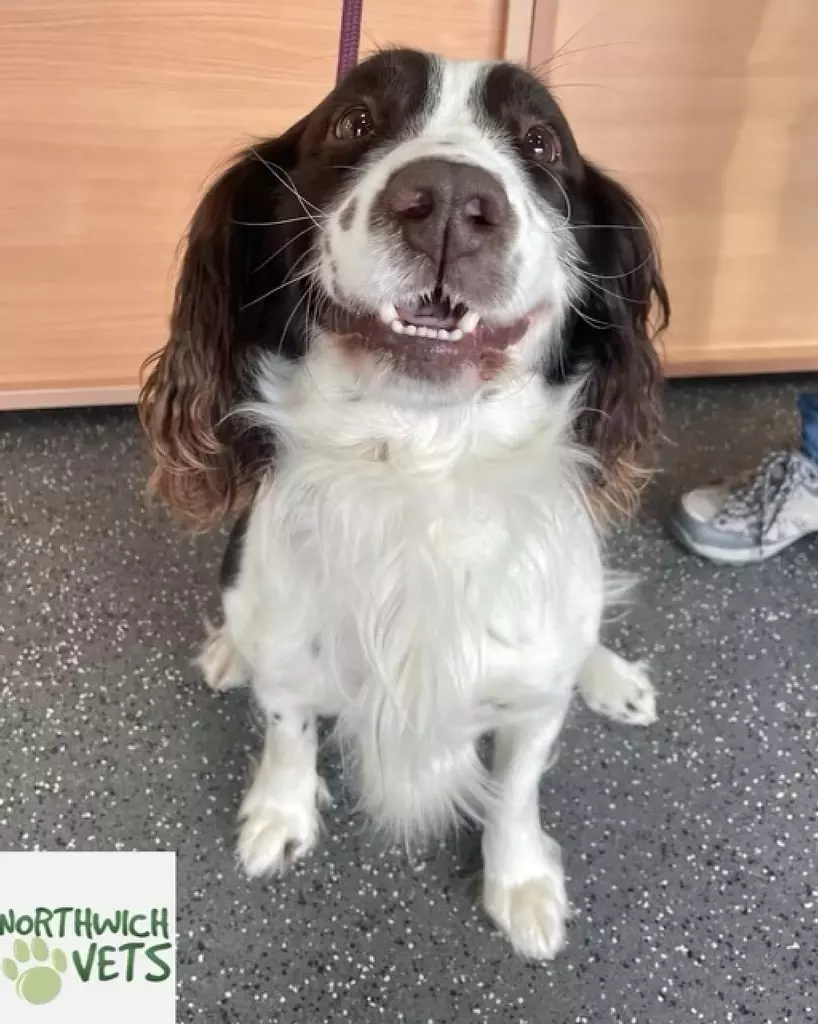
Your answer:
[225,352,605,839]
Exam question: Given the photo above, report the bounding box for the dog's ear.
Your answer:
[562,160,670,517]
[139,121,309,530]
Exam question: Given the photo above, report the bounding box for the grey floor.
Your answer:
[2,375,817,1024]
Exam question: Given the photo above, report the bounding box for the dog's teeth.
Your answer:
[457,311,481,335]
[404,324,417,336]
[416,327,429,338]
[379,304,398,325]
[449,328,464,341]
[390,319,404,334]
[437,329,450,341]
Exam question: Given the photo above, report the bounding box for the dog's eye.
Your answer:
[334,106,376,141]
[522,124,561,164]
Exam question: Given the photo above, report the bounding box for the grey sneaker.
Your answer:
[671,450,818,564]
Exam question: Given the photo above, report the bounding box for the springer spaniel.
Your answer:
[141,49,669,960]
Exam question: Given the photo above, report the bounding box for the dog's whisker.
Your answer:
[547,81,622,97]
[232,215,317,228]
[576,247,656,281]
[551,223,649,233]
[576,275,643,306]
[248,148,325,228]
[531,11,623,76]
[566,299,620,331]
[276,281,314,356]
[253,225,317,274]
[284,243,321,280]
[578,279,644,309]
[249,150,323,213]
[540,166,572,226]
[240,264,317,310]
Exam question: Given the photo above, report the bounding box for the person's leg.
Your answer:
[797,393,818,464]
[671,393,818,564]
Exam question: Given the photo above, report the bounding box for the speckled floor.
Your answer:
[2,375,817,1024]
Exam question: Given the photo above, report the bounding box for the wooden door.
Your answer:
[0,0,506,409]
[531,0,818,375]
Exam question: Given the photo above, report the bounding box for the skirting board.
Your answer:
[2,339,817,414]
[0,385,140,411]
[664,343,818,379]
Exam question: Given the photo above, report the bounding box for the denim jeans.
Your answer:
[798,393,818,465]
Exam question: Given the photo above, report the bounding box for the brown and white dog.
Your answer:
[141,49,668,959]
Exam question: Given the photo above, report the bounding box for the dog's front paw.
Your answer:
[483,866,569,961]
[196,622,249,693]
[237,797,321,878]
[579,649,657,726]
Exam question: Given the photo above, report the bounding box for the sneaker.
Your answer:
[671,450,818,564]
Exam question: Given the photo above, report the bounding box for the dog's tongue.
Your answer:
[396,294,463,330]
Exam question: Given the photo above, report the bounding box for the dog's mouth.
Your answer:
[326,288,532,381]
[380,292,479,341]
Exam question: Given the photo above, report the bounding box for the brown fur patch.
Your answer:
[478,349,509,380]
[139,348,257,531]
[587,454,655,526]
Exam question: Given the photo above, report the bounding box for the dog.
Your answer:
[140,48,668,960]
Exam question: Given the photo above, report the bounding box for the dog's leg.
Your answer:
[237,708,327,878]
[482,698,572,960]
[578,644,657,726]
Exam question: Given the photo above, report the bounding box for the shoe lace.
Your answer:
[715,450,817,545]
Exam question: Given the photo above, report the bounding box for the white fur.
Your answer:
[203,56,657,959]
[234,343,602,836]
[211,342,656,957]
[482,695,573,959]
[237,711,328,877]
[578,646,657,726]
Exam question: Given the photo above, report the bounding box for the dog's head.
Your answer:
[140,49,669,528]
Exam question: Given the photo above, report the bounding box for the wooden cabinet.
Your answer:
[0,0,507,408]
[530,0,818,376]
[4,0,815,407]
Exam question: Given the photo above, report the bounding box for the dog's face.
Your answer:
[313,54,581,383]
[141,50,669,526]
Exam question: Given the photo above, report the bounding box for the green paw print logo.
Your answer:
[2,938,68,1006]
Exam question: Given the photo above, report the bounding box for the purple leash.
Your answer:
[336,0,363,82]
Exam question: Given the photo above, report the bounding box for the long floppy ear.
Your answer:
[139,122,308,530]
[561,160,670,518]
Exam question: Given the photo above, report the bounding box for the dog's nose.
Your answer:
[382,158,511,264]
